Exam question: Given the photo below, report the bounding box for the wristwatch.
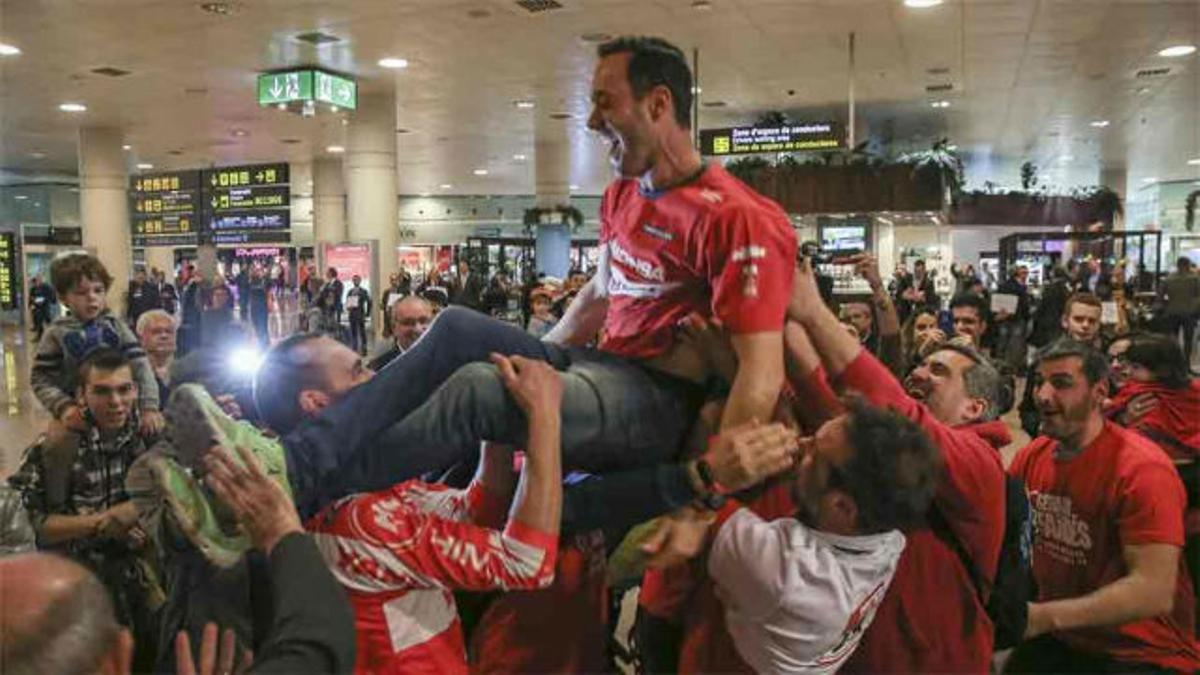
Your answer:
[688,458,727,511]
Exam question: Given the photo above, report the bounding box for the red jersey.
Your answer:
[598,163,797,359]
[307,480,558,675]
[469,531,609,674]
[834,350,1009,674]
[1108,379,1200,461]
[1009,422,1200,671]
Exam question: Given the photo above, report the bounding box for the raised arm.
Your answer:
[721,331,785,429]
[788,258,863,380]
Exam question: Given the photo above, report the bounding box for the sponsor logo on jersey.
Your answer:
[640,222,675,241]
[608,240,666,282]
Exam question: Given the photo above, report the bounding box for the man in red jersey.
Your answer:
[1006,338,1199,673]
[306,354,564,674]
[785,259,1011,673]
[258,35,797,518]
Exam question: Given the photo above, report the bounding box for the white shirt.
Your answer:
[708,508,906,674]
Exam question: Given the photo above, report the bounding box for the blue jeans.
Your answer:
[284,307,703,517]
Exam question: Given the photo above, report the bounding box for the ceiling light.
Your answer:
[136,163,154,170]
[59,102,87,113]
[440,183,452,189]
[1142,177,1158,183]
[1059,155,1075,162]
[1158,45,1197,58]
[122,144,132,151]
[28,151,46,159]
[232,129,248,137]
[326,145,345,154]
[514,100,535,109]
[691,0,713,9]
[691,86,703,94]
[512,154,527,161]
[0,43,20,56]
[276,103,287,111]
[904,0,943,7]
[13,195,27,200]
[569,184,580,190]
[1188,158,1200,166]
[930,100,950,108]
[378,57,409,69]
[199,2,233,15]
[1089,120,1110,128]
[473,168,489,176]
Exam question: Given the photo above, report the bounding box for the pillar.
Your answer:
[344,93,399,335]
[312,157,346,243]
[78,127,132,310]
[533,115,572,279]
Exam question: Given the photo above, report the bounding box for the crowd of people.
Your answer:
[2,35,1198,675]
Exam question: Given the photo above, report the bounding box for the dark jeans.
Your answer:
[1004,634,1170,673]
[348,312,367,354]
[284,307,703,517]
[1164,313,1197,366]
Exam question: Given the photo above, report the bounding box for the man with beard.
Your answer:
[1020,292,1105,438]
[1006,338,1199,672]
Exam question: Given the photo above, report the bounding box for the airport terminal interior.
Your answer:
[1,1,1198,674]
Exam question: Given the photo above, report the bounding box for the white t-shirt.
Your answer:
[708,507,906,674]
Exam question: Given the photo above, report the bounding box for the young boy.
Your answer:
[526,288,558,339]
[32,253,163,437]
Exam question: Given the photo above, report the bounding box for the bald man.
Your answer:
[370,295,433,371]
[0,552,133,675]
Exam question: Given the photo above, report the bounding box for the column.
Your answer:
[532,115,572,279]
[312,157,346,243]
[344,93,399,336]
[78,127,132,310]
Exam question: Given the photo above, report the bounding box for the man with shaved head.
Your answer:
[0,552,133,675]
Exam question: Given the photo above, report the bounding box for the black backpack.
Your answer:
[929,473,1034,650]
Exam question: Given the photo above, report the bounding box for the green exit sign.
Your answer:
[257,68,357,110]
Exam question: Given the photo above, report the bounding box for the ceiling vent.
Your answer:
[91,66,131,77]
[926,67,951,76]
[702,100,728,108]
[515,0,563,13]
[1134,66,1171,79]
[925,83,954,92]
[280,138,302,145]
[548,112,574,120]
[295,31,341,46]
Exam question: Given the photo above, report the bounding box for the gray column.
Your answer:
[312,157,346,243]
[344,93,398,335]
[78,127,132,308]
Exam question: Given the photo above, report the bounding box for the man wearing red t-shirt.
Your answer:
[1007,339,1199,673]
[785,259,1011,673]
[259,36,796,519]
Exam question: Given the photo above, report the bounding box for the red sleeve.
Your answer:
[787,365,843,432]
[1117,459,1186,547]
[466,479,510,530]
[335,492,558,593]
[703,206,796,335]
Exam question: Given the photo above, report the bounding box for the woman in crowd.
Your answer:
[199,284,250,352]
[899,308,942,375]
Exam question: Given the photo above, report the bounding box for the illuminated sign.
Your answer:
[257,69,357,110]
[700,122,843,156]
[130,170,201,247]
[0,232,15,310]
[201,163,291,245]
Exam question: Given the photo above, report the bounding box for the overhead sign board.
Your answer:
[700,122,842,156]
[0,232,15,310]
[130,170,201,247]
[257,68,357,110]
[201,162,291,245]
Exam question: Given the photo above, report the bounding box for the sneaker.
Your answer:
[165,383,291,496]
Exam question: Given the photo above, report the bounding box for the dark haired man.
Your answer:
[1160,256,1199,366]
[255,35,796,518]
[1019,293,1105,437]
[895,259,938,322]
[950,291,991,350]
[785,260,1010,673]
[1007,339,1199,672]
[664,401,941,673]
[9,348,161,671]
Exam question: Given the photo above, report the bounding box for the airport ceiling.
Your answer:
[0,0,1197,195]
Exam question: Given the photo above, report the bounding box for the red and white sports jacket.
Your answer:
[307,480,558,675]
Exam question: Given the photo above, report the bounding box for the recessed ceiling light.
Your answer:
[514,100,535,109]
[691,0,712,9]
[569,184,580,190]
[1059,155,1075,162]
[691,86,703,94]
[440,183,452,189]
[199,2,234,15]
[0,43,20,56]
[1188,158,1200,166]
[512,154,527,161]
[59,102,87,113]
[1090,120,1110,128]
[326,145,345,154]
[904,0,943,7]
[232,129,248,137]
[28,151,46,159]
[473,168,489,176]
[136,163,154,170]
[930,100,950,108]
[1142,177,1158,183]
[13,195,27,200]
[1158,45,1197,58]
[378,57,409,69]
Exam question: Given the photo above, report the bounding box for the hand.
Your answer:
[140,410,165,437]
[702,420,799,492]
[203,444,301,556]
[641,506,716,569]
[96,501,138,539]
[842,253,883,290]
[61,405,87,432]
[490,353,562,417]
[125,525,148,549]
[214,394,243,420]
[916,328,947,357]
[1121,393,1159,425]
[677,312,737,383]
[175,623,253,675]
[787,258,824,323]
